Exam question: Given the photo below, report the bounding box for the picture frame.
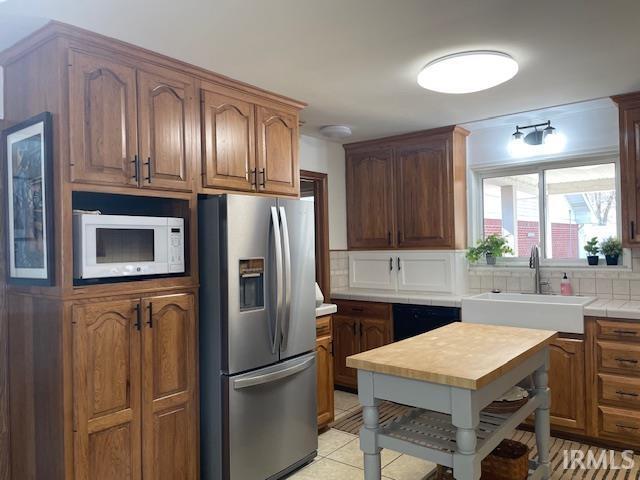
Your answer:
[3,112,54,285]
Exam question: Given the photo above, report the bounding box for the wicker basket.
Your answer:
[483,396,528,414]
[481,439,529,480]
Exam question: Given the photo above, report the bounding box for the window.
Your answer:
[480,161,618,262]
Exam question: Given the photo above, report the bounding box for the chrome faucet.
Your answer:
[529,245,550,294]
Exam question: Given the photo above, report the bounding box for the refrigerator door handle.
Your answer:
[232,355,315,390]
[270,206,284,355]
[278,206,292,351]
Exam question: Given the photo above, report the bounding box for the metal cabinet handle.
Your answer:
[259,168,266,188]
[616,423,639,431]
[351,307,364,312]
[144,157,152,183]
[613,329,638,336]
[631,221,636,240]
[397,257,401,270]
[389,257,393,272]
[615,357,639,365]
[147,302,153,328]
[616,390,639,398]
[248,168,257,188]
[131,154,140,183]
[134,303,141,331]
[387,232,391,244]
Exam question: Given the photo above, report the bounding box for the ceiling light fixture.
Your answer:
[319,125,352,139]
[508,120,566,157]
[417,51,518,94]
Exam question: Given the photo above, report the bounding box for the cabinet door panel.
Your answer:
[142,293,197,480]
[548,338,586,432]
[396,140,453,247]
[360,317,392,353]
[202,89,256,191]
[316,334,334,429]
[620,106,640,246]
[69,50,138,187]
[138,69,194,191]
[346,150,395,249]
[72,299,142,480]
[256,106,299,195]
[333,315,359,389]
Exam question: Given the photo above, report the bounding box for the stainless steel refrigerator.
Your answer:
[199,194,317,480]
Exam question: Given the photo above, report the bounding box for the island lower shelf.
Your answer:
[378,393,544,477]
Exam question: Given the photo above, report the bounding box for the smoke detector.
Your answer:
[319,125,352,139]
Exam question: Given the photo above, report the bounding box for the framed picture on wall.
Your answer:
[3,112,54,285]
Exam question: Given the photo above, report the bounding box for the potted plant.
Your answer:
[466,234,513,265]
[583,237,600,266]
[600,236,622,266]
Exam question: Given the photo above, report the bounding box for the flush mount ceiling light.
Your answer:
[508,120,566,157]
[319,125,352,139]
[417,51,518,94]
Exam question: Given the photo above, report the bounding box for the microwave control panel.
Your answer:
[168,218,185,273]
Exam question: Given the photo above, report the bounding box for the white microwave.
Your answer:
[73,213,185,280]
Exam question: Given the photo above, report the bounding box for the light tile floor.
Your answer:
[286,391,437,480]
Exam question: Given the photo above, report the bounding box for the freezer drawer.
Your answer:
[224,352,318,479]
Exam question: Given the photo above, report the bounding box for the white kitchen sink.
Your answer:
[461,292,596,334]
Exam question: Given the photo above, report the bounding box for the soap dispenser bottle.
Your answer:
[560,272,573,296]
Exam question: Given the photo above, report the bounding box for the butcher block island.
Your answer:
[346,323,558,480]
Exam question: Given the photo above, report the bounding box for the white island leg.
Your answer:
[358,371,382,480]
[452,388,481,480]
[534,358,551,479]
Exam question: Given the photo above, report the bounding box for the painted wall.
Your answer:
[299,135,347,250]
[465,98,619,168]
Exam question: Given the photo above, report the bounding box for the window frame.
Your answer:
[472,154,625,267]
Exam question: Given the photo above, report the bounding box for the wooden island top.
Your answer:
[346,322,557,390]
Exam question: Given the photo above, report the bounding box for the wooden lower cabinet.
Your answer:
[316,315,334,430]
[332,300,393,390]
[547,337,586,433]
[72,293,197,479]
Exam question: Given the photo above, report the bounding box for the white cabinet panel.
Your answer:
[397,252,453,293]
[349,252,397,290]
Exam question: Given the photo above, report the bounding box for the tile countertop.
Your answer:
[333,290,640,321]
[330,289,464,308]
[583,298,640,320]
[316,303,337,317]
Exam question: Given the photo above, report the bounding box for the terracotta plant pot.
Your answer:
[605,254,619,266]
[587,255,599,266]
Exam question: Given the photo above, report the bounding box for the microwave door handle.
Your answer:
[270,206,283,355]
[278,206,292,351]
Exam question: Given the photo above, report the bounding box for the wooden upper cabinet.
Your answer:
[141,293,197,480]
[69,50,139,187]
[613,93,640,247]
[548,337,586,432]
[395,140,453,247]
[344,126,468,250]
[137,69,194,191]
[72,299,142,480]
[346,149,396,249]
[201,87,256,191]
[256,106,299,195]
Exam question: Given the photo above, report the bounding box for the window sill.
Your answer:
[469,263,631,272]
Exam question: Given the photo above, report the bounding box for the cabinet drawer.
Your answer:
[597,319,640,342]
[334,300,391,320]
[599,406,640,442]
[597,341,640,375]
[599,373,640,409]
[316,315,332,338]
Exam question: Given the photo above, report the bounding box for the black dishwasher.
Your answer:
[393,304,460,341]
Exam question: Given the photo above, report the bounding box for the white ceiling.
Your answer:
[1,0,639,143]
